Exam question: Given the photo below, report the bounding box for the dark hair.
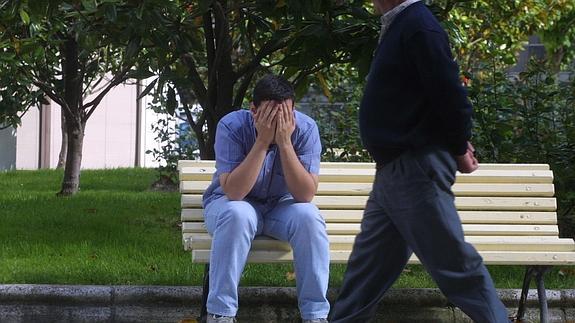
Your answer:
[252,74,295,108]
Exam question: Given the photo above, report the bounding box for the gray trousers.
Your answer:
[330,146,509,323]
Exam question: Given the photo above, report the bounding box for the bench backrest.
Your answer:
[179,160,575,266]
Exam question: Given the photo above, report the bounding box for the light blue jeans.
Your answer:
[203,195,330,320]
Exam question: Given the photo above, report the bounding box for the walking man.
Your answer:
[329,0,510,322]
[203,75,330,323]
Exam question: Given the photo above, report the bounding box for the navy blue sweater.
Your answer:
[360,2,472,165]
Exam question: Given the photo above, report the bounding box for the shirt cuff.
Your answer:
[452,141,468,156]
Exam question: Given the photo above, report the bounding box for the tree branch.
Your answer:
[84,73,108,97]
[292,56,351,87]
[235,36,290,80]
[203,10,216,74]
[84,67,132,120]
[31,79,71,114]
[179,95,206,155]
[231,30,291,107]
[181,54,208,108]
[233,66,260,108]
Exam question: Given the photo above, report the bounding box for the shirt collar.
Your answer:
[379,0,421,42]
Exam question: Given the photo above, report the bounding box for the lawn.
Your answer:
[0,168,574,289]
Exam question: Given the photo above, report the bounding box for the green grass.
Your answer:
[0,168,574,289]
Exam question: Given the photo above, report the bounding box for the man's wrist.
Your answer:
[276,140,294,152]
[254,137,271,151]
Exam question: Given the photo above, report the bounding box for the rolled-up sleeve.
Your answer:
[214,120,244,174]
[297,122,322,175]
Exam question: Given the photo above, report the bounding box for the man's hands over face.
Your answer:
[253,100,295,147]
[253,101,278,146]
[455,142,479,174]
[275,100,296,147]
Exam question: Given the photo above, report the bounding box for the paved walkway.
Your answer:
[0,285,573,322]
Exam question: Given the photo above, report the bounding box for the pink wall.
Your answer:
[50,82,138,169]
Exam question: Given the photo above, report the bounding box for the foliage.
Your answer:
[147,107,199,183]
[306,64,372,162]
[539,5,575,71]
[310,0,575,163]
[142,0,379,159]
[0,0,176,195]
[427,0,574,71]
[468,59,575,237]
[0,0,154,120]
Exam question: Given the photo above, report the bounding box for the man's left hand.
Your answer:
[275,100,296,147]
[456,142,479,173]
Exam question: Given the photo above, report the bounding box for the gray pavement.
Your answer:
[0,285,573,322]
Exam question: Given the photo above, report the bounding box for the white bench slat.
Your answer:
[179,167,554,184]
[182,222,559,236]
[181,181,555,197]
[184,234,575,252]
[178,160,550,171]
[191,249,575,265]
[182,195,556,212]
[181,209,557,224]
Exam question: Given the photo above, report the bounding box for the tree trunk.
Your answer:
[57,107,67,169]
[550,47,565,74]
[57,36,84,196]
[200,133,215,160]
[58,120,84,196]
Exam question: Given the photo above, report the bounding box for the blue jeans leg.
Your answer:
[263,197,331,320]
[203,196,263,317]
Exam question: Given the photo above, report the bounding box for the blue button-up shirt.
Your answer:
[203,109,322,208]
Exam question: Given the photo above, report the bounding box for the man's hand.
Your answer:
[455,142,479,173]
[275,100,296,147]
[253,101,277,146]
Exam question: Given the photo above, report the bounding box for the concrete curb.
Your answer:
[1,284,574,307]
[1,285,574,322]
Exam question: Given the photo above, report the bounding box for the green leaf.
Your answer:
[104,4,117,22]
[166,86,178,116]
[126,37,141,59]
[19,9,30,25]
[138,78,158,100]
[136,3,145,19]
[128,69,156,80]
[81,0,96,11]
[294,76,311,99]
[316,72,332,100]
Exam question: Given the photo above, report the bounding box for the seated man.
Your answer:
[202,74,330,323]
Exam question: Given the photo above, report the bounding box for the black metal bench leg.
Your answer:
[199,264,210,323]
[516,266,535,321]
[535,266,551,323]
[515,266,551,323]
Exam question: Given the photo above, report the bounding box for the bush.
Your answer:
[467,59,575,237]
[315,59,575,237]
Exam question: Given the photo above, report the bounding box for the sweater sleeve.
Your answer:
[405,28,472,156]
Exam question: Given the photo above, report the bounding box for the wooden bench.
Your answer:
[178,160,575,322]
